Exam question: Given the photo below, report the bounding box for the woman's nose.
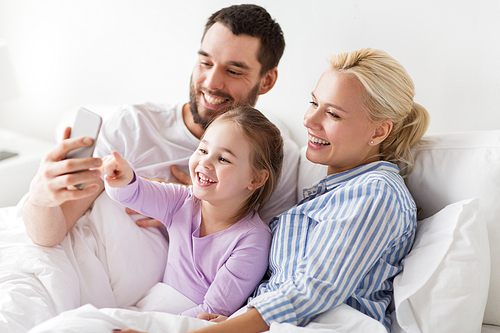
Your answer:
[303,106,321,129]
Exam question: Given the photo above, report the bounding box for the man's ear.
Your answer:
[258,68,278,95]
[247,169,269,191]
[371,119,393,144]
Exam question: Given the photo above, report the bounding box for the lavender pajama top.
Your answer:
[105,175,272,317]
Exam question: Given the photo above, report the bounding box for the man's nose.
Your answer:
[205,66,224,91]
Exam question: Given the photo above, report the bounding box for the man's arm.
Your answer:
[22,127,104,247]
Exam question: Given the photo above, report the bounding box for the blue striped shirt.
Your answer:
[249,161,416,330]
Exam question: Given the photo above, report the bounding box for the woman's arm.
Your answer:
[115,308,268,333]
[190,308,269,333]
[250,180,404,326]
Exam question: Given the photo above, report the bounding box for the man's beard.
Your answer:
[189,77,260,130]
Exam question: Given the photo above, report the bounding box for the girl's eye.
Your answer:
[219,157,231,163]
[199,148,207,154]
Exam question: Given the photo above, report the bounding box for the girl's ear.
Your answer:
[247,169,269,191]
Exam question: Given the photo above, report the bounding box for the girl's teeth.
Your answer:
[198,173,216,184]
[309,134,330,146]
[204,93,227,105]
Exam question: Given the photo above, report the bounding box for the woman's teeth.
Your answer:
[198,173,216,184]
[204,93,227,105]
[309,134,330,146]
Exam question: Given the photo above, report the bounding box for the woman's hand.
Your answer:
[189,308,269,333]
[197,313,228,323]
[100,151,134,187]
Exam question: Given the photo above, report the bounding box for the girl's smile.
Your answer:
[195,171,217,186]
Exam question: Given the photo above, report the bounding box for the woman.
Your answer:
[121,47,430,333]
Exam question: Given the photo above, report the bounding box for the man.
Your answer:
[22,4,299,247]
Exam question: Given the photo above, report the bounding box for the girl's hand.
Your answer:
[100,151,134,188]
[197,313,228,323]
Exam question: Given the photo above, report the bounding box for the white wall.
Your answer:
[0,0,499,147]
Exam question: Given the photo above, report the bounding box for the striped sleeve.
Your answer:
[250,178,405,326]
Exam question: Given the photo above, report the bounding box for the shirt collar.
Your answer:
[302,161,400,200]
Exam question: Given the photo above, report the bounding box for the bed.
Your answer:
[0,106,498,333]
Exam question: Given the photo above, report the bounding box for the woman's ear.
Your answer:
[258,68,278,95]
[247,169,269,191]
[371,119,393,144]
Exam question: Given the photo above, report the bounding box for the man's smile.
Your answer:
[201,91,231,109]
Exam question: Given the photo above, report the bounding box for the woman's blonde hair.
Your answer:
[205,106,284,221]
[328,48,430,176]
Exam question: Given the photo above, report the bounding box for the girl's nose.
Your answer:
[199,155,214,170]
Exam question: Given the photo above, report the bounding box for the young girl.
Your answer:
[100,106,284,318]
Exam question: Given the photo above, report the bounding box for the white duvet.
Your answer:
[0,193,386,333]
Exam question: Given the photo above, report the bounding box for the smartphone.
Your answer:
[64,107,102,189]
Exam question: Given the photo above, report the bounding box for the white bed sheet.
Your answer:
[0,193,386,333]
[26,302,387,333]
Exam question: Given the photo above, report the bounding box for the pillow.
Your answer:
[392,198,490,333]
[405,130,500,325]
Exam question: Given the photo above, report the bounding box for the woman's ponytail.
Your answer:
[381,102,430,176]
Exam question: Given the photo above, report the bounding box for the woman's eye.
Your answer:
[327,111,341,119]
[309,101,318,107]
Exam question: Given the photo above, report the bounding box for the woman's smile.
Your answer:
[308,133,331,147]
